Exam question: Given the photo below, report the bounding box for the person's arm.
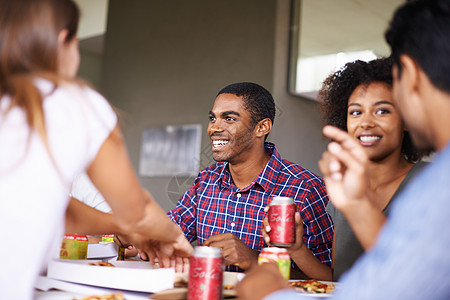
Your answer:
[336,197,386,250]
[318,126,386,250]
[86,126,193,266]
[66,196,140,258]
[263,209,332,281]
[94,179,200,266]
[71,173,111,213]
[65,197,120,235]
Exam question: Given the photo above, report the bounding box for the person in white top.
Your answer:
[0,1,192,299]
[71,172,112,213]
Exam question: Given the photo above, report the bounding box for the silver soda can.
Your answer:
[188,246,224,300]
[268,196,296,247]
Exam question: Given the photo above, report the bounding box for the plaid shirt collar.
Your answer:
[216,142,281,193]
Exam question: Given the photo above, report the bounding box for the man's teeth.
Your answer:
[359,136,381,142]
[213,140,229,147]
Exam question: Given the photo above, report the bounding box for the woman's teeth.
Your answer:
[359,136,381,142]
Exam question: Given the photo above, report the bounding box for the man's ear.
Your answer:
[399,54,435,111]
[399,54,420,99]
[255,118,272,138]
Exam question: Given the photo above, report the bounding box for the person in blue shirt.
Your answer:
[236,0,450,299]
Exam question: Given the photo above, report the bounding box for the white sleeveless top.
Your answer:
[0,79,117,299]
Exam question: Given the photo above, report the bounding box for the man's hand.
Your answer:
[236,262,290,300]
[318,125,370,211]
[203,233,258,270]
[318,126,387,250]
[262,206,304,255]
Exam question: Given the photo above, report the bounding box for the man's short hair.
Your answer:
[385,0,450,94]
[217,82,276,130]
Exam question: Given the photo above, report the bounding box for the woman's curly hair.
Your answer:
[318,57,428,162]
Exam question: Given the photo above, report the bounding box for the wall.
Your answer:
[270,0,327,174]
[99,0,326,211]
[79,50,103,88]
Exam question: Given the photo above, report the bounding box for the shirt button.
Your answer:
[237,193,241,198]
[231,222,236,227]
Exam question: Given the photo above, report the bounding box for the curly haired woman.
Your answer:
[262,57,429,282]
[320,57,429,281]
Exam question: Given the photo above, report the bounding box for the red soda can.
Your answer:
[268,196,296,247]
[188,246,224,300]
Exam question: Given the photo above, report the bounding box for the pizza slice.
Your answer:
[289,279,335,293]
[88,261,115,267]
[75,292,125,300]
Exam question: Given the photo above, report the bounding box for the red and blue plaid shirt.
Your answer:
[168,142,333,272]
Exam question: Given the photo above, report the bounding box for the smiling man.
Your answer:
[168,82,333,274]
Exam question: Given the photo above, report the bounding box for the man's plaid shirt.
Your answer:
[168,142,333,272]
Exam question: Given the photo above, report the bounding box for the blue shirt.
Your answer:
[265,143,450,299]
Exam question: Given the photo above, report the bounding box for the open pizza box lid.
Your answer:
[46,258,175,293]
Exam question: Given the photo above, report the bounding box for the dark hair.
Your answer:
[319,58,393,131]
[217,82,276,140]
[385,0,450,94]
[318,57,426,162]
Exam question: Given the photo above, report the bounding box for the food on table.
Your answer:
[88,261,115,267]
[289,279,335,293]
[75,292,125,299]
[223,284,234,290]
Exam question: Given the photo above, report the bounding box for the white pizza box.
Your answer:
[35,276,151,300]
[46,259,175,293]
[87,242,118,259]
